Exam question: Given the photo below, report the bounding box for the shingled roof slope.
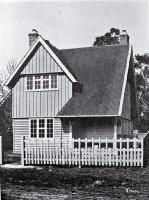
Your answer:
[57,44,130,116]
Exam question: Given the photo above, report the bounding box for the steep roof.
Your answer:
[57,44,131,117]
[5,36,77,87]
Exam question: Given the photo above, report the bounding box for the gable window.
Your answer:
[51,74,57,89]
[43,75,49,89]
[26,74,57,90]
[30,118,54,138]
[35,75,41,89]
[27,76,33,90]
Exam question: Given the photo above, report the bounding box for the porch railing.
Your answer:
[21,136,144,167]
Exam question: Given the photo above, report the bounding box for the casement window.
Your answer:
[30,118,54,138]
[27,74,58,90]
[43,75,49,89]
[51,74,57,89]
[35,75,41,89]
[27,76,33,90]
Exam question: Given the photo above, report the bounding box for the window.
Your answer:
[27,76,33,90]
[39,119,45,138]
[30,119,37,138]
[27,74,57,90]
[43,75,49,89]
[47,119,53,138]
[35,75,41,89]
[30,119,54,138]
[51,74,57,89]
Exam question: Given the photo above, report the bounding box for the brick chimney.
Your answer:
[28,29,39,47]
[119,30,129,45]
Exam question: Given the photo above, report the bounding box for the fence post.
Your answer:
[141,138,144,167]
[21,136,25,166]
[133,138,136,166]
[85,138,87,165]
[0,136,2,165]
[92,138,94,165]
[78,138,81,168]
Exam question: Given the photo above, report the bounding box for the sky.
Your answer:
[0,0,148,73]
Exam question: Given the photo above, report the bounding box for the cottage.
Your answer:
[5,31,138,159]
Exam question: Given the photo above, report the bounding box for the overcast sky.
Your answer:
[0,0,149,73]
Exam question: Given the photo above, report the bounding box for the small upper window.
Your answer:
[43,75,49,89]
[51,74,57,89]
[35,76,41,90]
[27,74,58,91]
[27,76,33,90]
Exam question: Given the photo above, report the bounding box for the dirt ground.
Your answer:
[1,166,149,199]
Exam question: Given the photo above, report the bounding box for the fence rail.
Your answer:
[21,136,144,167]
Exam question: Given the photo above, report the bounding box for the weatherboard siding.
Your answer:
[13,118,70,154]
[13,119,29,154]
[12,75,72,118]
[21,45,63,74]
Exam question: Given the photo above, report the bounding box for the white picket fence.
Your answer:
[21,136,144,167]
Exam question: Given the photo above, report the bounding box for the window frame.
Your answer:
[29,118,54,139]
[26,74,58,91]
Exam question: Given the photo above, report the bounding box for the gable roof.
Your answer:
[5,36,77,87]
[57,44,131,117]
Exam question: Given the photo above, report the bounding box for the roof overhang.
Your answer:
[56,115,119,118]
[5,35,77,87]
[118,44,132,116]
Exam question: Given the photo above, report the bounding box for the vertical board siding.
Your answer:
[12,43,72,118]
[13,119,29,154]
[12,75,72,118]
[21,45,63,74]
[122,81,131,120]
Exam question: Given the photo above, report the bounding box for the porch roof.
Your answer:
[57,44,130,117]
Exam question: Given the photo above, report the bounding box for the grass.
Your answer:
[1,166,149,199]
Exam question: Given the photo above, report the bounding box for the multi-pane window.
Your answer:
[30,119,54,138]
[47,119,53,138]
[51,74,57,89]
[35,76,41,89]
[27,76,33,90]
[43,75,49,89]
[30,119,37,138]
[27,75,57,90]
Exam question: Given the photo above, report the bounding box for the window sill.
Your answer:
[29,137,54,140]
[26,89,59,92]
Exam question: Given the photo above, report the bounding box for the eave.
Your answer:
[5,36,77,87]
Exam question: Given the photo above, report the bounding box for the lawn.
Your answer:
[1,166,149,199]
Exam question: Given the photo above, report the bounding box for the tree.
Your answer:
[0,59,16,151]
[0,59,16,98]
[134,54,149,120]
[93,28,120,46]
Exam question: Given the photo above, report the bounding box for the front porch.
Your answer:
[62,117,134,142]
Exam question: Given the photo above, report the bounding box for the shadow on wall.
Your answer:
[0,94,13,151]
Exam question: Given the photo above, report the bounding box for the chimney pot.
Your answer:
[119,30,129,45]
[28,30,38,47]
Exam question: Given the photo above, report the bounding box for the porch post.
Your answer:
[114,118,117,150]
[69,120,72,148]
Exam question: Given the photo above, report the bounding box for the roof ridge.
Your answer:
[61,44,130,51]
